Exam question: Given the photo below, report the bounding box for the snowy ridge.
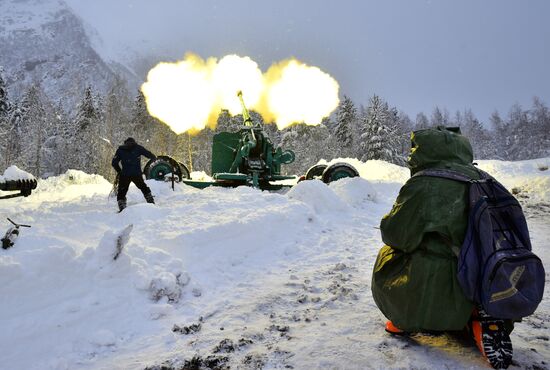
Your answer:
[0,158,548,369]
[0,0,65,34]
[478,158,550,204]
[0,0,139,105]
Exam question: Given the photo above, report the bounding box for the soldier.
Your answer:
[372,127,516,369]
[111,137,156,212]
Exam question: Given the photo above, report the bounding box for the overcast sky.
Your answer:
[66,0,550,123]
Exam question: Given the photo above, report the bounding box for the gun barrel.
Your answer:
[237,91,253,127]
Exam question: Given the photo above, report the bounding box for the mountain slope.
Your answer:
[0,0,138,105]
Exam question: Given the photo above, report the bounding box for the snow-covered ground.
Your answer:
[0,159,548,370]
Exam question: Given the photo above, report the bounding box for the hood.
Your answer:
[119,141,137,151]
[408,126,474,175]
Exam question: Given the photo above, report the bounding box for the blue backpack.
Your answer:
[415,168,545,320]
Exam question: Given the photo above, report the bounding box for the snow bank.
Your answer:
[0,223,190,369]
[329,176,378,206]
[0,157,548,369]
[319,158,410,184]
[32,169,112,201]
[478,157,550,203]
[287,179,350,214]
[190,171,212,181]
[37,169,110,190]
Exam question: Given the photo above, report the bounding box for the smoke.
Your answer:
[141,53,339,134]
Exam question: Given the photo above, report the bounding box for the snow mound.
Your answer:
[478,157,550,203]
[33,169,112,200]
[329,176,378,206]
[190,171,212,181]
[38,169,110,189]
[319,158,409,183]
[1,157,549,369]
[0,165,35,182]
[287,179,349,213]
[0,223,190,368]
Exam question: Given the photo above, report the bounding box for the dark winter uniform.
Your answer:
[111,138,156,211]
[372,126,481,332]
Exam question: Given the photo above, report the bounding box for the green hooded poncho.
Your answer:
[371,126,481,332]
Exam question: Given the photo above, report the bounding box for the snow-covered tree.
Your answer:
[42,101,70,176]
[489,110,509,159]
[333,96,357,156]
[415,112,430,130]
[359,95,402,164]
[18,83,51,177]
[395,111,414,159]
[459,109,494,159]
[529,97,550,158]
[129,89,155,146]
[506,103,530,160]
[71,86,101,174]
[0,66,11,169]
[215,109,242,133]
[430,106,450,127]
[279,122,332,175]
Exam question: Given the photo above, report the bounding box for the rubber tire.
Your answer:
[305,164,328,180]
[321,162,359,184]
[178,162,191,179]
[144,155,185,181]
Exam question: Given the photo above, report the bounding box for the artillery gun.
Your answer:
[0,170,37,200]
[143,91,359,189]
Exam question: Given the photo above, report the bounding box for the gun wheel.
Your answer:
[322,163,359,184]
[305,164,328,180]
[143,155,190,182]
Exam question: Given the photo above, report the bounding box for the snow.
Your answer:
[0,165,36,182]
[0,0,64,35]
[478,158,550,204]
[0,158,548,370]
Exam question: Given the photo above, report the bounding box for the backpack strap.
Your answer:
[412,168,473,183]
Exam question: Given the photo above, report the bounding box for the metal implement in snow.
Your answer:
[1,218,31,250]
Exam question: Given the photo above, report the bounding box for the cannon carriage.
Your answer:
[143,92,358,190]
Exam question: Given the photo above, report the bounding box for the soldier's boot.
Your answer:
[144,192,155,204]
[385,321,409,336]
[470,309,513,369]
[118,198,127,212]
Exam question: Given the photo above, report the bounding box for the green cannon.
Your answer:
[143,91,359,189]
[144,91,296,190]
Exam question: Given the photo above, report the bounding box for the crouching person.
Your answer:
[111,137,156,212]
[372,127,527,369]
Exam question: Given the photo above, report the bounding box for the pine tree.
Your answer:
[333,96,357,157]
[415,112,430,130]
[72,86,100,174]
[43,101,70,176]
[99,80,131,180]
[19,83,50,177]
[460,109,494,159]
[215,109,241,133]
[395,111,414,159]
[360,95,402,164]
[489,110,508,160]
[530,97,550,158]
[430,106,449,127]
[279,122,331,175]
[506,103,530,160]
[129,90,154,145]
[0,66,11,169]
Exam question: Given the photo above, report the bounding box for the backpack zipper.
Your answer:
[488,253,542,282]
